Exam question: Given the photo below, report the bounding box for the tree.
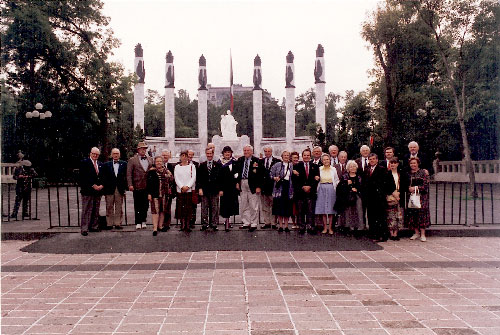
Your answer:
[408,0,500,194]
[340,91,373,156]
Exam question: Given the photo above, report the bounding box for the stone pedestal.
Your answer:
[198,89,208,149]
[315,82,326,132]
[133,83,145,130]
[253,90,263,155]
[286,87,295,148]
[165,87,175,153]
[212,135,250,158]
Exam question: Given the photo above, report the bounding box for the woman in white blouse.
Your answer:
[174,150,196,232]
[314,154,340,235]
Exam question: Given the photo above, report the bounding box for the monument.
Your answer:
[133,43,145,130]
[315,44,326,134]
[165,51,175,153]
[253,55,263,155]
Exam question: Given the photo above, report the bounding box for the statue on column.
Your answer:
[314,44,325,84]
[165,50,175,88]
[285,51,295,88]
[134,43,145,84]
[198,54,207,90]
[253,54,262,90]
[220,110,238,140]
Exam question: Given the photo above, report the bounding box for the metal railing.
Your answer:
[2,181,499,227]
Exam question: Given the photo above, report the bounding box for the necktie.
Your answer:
[141,156,147,160]
[266,159,270,170]
[364,158,368,170]
[208,161,212,173]
[243,159,249,179]
[93,160,99,174]
[305,162,309,179]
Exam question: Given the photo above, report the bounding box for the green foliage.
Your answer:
[339,91,373,157]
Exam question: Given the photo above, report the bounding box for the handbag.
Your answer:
[387,194,399,206]
[408,187,421,209]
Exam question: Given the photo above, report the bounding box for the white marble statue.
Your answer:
[220,110,238,140]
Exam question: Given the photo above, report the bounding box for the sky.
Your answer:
[102,0,381,101]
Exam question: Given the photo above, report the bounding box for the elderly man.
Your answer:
[79,147,104,236]
[161,149,176,175]
[311,146,323,166]
[199,142,216,163]
[127,142,153,229]
[355,145,371,173]
[334,151,348,179]
[294,148,320,234]
[102,148,127,229]
[404,141,431,174]
[328,145,340,165]
[198,147,223,231]
[236,145,262,232]
[259,146,280,229]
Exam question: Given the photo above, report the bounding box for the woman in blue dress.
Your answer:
[315,154,340,235]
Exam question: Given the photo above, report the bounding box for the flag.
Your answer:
[230,50,234,113]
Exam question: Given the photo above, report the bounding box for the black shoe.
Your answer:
[261,224,271,229]
[89,228,101,232]
[160,226,169,232]
[212,226,218,231]
[299,228,306,235]
[113,225,123,230]
[225,227,230,232]
[249,226,257,232]
[284,227,290,233]
[81,231,88,236]
[272,225,278,230]
[239,225,249,229]
[278,227,284,232]
[307,228,317,235]
[185,227,192,232]
[9,214,17,219]
[153,231,157,236]
[201,225,208,231]
[394,236,400,241]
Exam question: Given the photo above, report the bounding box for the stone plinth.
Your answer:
[133,83,145,130]
[165,88,175,153]
[253,90,263,155]
[198,90,208,149]
[285,87,295,147]
[315,82,326,132]
[212,135,250,158]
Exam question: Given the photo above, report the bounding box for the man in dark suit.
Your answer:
[79,147,104,236]
[404,141,432,174]
[259,146,280,229]
[198,147,223,231]
[102,148,127,230]
[379,146,395,170]
[236,145,262,232]
[127,142,153,229]
[161,149,176,175]
[334,151,348,180]
[355,145,371,174]
[362,153,389,242]
[294,148,320,234]
[311,146,323,166]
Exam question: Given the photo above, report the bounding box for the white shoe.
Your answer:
[410,233,420,240]
[420,236,427,242]
[141,223,147,229]
[136,224,141,229]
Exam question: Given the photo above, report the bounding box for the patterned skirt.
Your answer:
[175,192,193,222]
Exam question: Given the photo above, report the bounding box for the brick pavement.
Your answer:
[2,236,500,335]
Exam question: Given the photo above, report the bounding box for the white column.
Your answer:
[315,82,325,132]
[165,88,175,152]
[253,90,263,154]
[286,87,295,148]
[198,90,208,150]
[133,83,144,131]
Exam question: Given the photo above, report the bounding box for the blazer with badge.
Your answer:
[79,157,103,196]
[259,156,281,196]
[127,154,153,190]
[102,160,128,195]
[236,156,262,194]
[197,160,223,196]
[293,161,320,200]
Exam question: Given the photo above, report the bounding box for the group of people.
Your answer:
[79,140,432,242]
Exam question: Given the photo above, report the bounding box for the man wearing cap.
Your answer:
[127,142,153,229]
[79,147,104,236]
[10,158,37,219]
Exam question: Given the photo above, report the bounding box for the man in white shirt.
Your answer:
[311,146,323,166]
[329,145,339,166]
[355,145,371,173]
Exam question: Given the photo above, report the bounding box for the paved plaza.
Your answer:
[2,232,500,335]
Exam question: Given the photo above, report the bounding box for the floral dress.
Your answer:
[404,169,431,229]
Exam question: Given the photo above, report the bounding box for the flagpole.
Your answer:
[230,49,234,114]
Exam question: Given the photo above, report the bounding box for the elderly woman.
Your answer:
[147,156,174,236]
[219,146,239,232]
[336,160,364,235]
[270,150,294,232]
[384,157,408,240]
[315,154,340,235]
[174,150,196,232]
[405,157,431,241]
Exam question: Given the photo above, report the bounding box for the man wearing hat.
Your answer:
[11,158,37,219]
[127,141,153,229]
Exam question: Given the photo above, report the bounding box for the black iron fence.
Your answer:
[2,181,499,227]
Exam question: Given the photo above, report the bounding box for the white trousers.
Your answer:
[240,180,259,227]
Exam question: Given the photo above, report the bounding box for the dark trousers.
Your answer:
[201,194,220,227]
[297,197,316,229]
[12,189,31,217]
[81,195,101,232]
[367,202,388,239]
[133,189,149,225]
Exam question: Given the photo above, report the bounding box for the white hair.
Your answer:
[111,148,120,154]
[243,145,253,151]
[262,145,273,151]
[312,146,322,152]
[346,160,358,171]
[90,147,100,154]
[161,149,171,154]
[408,141,419,148]
[338,151,347,157]
[360,145,370,152]
[328,145,339,152]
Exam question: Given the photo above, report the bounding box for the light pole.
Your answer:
[24,103,52,175]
